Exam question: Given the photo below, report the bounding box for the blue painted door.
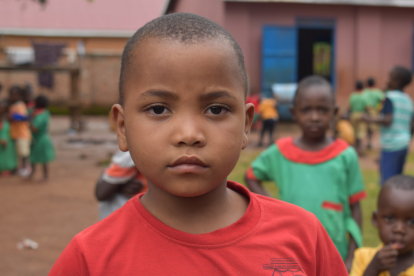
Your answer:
[262,26,297,97]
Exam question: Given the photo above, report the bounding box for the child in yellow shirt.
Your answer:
[350,175,414,276]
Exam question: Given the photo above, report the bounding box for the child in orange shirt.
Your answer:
[8,86,32,177]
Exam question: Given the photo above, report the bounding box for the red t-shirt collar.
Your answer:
[132,181,261,247]
[277,137,349,165]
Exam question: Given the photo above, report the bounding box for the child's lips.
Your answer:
[168,155,209,174]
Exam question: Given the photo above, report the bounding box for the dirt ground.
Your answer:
[0,116,382,276]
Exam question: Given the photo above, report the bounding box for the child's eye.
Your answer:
[407,219,414,226]
[145,105,171,115]
[206,105,230,115]
[384,216,394,223]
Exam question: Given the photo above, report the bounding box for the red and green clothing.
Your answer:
[0,120,17,172]
[30,109,55,164]
[247,137,366,260]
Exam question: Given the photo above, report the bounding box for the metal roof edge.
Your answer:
[222,0,414,7]
[0,28,135,38]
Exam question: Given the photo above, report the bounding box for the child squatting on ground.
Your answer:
[50,13,348,275]
[95,150,147,220]
[362,67,413,185]
[350,175,414,276]
[245,76,367,271]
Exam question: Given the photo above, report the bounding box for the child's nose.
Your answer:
[392,220,407,234]
[170,116,206,147]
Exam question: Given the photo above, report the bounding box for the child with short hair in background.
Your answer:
[257,96,278,147]
[349,80,369,154]
[246,75,367,271]
[362,66,413,184]
[95,150,147,220]
[363,77,385,150]
[29,95,55,181]
[8,86,31,177]
[50,13,348,275]
[0,100,17,176]
[350,175,414,276]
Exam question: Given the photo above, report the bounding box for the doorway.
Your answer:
[297,28,334,83]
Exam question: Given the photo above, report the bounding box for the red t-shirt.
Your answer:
[49,182,347,276]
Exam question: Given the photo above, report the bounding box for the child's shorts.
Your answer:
[380,147,408,184]
[350,112,367,140]
[15,139,31,158]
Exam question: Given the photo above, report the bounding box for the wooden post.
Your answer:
[69,69,82,131]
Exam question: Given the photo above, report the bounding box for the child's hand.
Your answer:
[31,126,38,133]
[360,114,371,123]
[365,244,399,275]
[0,139,6,148]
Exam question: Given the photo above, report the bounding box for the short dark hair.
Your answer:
[391,66,412,90]
[119,13,247,104]
[9,85,22,95]
[355,80,364,90]
[382,175,414,191]
[35,95,49,109]
[293,75,333,105]
[367,77,375,87]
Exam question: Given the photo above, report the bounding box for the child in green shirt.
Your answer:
[363,78,385,150]
[246,76,367,271]
[29,95,55,181]
[349,80,369,154]
[0,100,17,175]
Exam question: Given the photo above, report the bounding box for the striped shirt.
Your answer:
[380,91,413,151]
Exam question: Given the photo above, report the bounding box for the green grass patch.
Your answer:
[49,105,112,116]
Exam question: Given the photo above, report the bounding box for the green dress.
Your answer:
[30,110,55,164]
[248,137,366,260]
[0,120,18,171]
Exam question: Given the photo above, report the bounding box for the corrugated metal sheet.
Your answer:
[223,0,414,7]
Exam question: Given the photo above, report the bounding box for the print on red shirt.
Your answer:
[263,258,306,275]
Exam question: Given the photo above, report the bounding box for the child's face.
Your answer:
[290,85,336,140]
[373,187,414,255]
[9,90,20,103]
[113,38,254,197]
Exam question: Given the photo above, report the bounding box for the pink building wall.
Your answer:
[173,1,414,106]
[0,0,166,30]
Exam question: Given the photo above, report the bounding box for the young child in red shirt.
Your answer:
[350,175,414,276]
[49,13,348,275]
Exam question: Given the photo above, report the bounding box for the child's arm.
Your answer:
[345,202,362,271]
[95,175,124,201]
[244,146,278,197]
[362,98,392,126]
[362,245,399,276]
[244,176,271,197]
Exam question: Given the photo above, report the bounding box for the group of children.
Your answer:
[349,77,385,153]
[50,13,413,276]
[246,92,279,147]
[348,68,414,185]
[0,84,55,181]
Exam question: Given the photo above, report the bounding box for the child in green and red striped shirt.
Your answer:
[246,75,366,271]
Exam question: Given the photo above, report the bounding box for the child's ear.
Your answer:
[242,103,255,150]
[372,211,379,228]
[333,105,339,117]
[112,104,128,152]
